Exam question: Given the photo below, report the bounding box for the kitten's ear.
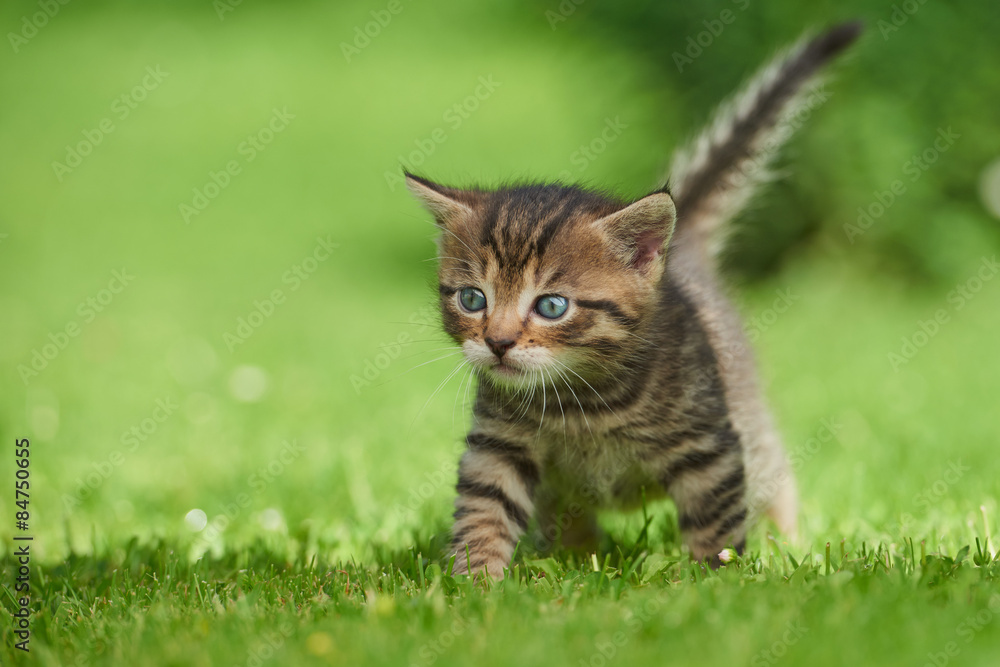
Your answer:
[405,172,476,227]
[593,191,676,274]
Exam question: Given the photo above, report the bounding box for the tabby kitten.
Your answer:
[406,23,861,577]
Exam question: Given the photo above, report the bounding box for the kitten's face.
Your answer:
[407,175,676,391]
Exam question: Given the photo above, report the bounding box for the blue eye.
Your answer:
[535,295,568,319]
[459,287,487,312]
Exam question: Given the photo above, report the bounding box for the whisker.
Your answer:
[515,371,535,421]
[552,364,594,442]
[395,346,464,364]
[621,330,655,346]
[385,321,440,329]
[376,351,464,388]
[464,367,478,422]
[412,359,468,427]
[440,266,480,277]
[377,339,450,348]
[424,255,474,265]
[536,368,549,440]
[544,367,567,440]
[439,227,486,265]
[553,358,622,423]
[515,369,538,422]
[453,364,475,431]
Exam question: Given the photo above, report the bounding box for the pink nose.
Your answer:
[485,338,516,358]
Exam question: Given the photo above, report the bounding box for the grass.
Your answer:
[2,1,999,665]
[4,535,1000,665]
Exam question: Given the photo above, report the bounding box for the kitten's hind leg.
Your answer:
[658,429,748,565]
[748,428,799,540]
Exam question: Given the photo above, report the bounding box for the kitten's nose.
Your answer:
[485,337,516,359]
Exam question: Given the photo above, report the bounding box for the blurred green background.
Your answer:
[1,0,999,594]
[3,0,1000,664]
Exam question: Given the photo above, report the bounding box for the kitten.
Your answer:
[406,23,862,577]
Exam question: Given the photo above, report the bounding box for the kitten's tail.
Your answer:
[667,21,862,259]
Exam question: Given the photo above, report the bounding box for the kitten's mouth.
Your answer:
[490,360,522,377]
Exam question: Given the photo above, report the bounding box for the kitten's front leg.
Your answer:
[449,432,539,578]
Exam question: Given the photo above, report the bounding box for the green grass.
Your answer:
[6,536,1000,666]
[2,1,999,665]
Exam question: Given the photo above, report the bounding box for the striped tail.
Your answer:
[668,21,863,259]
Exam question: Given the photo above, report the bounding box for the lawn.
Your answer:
[1,1,999,665]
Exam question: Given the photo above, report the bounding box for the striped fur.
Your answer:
[406,23,861,578]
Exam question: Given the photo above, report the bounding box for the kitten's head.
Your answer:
[406,173,676,391]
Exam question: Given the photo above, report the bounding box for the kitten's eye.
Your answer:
[535,294,569,319]
[458,287,487,312]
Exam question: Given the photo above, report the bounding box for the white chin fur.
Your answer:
[462,340,555,390]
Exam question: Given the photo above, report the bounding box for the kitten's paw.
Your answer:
[690,540,745,569]
[451,556,508,580]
